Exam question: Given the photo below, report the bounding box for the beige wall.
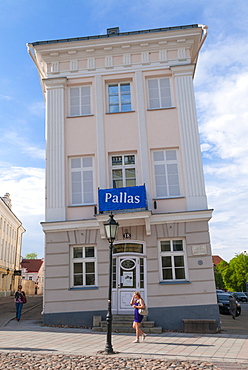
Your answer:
[43,218,216,314]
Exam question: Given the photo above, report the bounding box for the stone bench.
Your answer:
[182,319,218,334]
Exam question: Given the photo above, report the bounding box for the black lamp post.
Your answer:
[104,213,119,354]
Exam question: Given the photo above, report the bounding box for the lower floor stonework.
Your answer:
[43,304,220,333]
[41,212,220,333]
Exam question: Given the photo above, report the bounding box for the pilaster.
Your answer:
[95,75,107,189]
[43,77,67,221]
[135,71,151,210]
[171,65,208,211]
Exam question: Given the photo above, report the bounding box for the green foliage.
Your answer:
[215,253,248,292]
[25,252,38,259]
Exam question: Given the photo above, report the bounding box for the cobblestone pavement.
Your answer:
[0,353,222,369]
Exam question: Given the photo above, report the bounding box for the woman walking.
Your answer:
[14,285,26,321]
[130,291,147,343]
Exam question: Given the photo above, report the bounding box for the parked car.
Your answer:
[217,293,241,316]
[232,292,248,303]
[216,289,225,293]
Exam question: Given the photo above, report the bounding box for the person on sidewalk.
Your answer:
[14,285,26,321]
[130,291,147,343]
[229,295,237,319]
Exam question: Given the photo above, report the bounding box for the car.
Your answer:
[216,289,225,293]
[232,292,248,303]
[216,293,241,316]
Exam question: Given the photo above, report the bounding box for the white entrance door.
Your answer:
[112,255,145,314]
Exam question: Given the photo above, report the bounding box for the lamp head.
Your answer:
[104,213,119,242]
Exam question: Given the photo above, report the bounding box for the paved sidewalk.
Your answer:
[0,323,248,366]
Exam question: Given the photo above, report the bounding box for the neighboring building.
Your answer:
[20,258,44,294]
[212,255,224,267]
[28,24,220,330]
[0,193,25,297]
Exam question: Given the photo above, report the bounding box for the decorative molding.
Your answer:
[171,65,208,211]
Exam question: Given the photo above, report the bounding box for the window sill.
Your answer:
[106,110,135,115]
[159,280,190,285]
[153,196,184,200]
[69,286,98,290]
[67,114,94,118]
[147,107,176,111]
[68,204,96,208]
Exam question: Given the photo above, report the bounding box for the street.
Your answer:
[1,295,248,336]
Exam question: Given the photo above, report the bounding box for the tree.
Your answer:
[214,260,228,290]
[24,252,38,259]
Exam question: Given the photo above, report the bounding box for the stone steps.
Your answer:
[92,314,163,334]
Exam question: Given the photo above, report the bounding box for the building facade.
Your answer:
[0,193,25,297]
[21,258,44,294]
[28,24,220,330]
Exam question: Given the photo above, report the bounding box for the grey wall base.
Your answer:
[43,304,220,332]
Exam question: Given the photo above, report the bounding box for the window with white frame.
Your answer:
[147,77,172,109]
[111,154,136,188]
[69,86,91,116]
[71,246,96,287]
[70,157,94,205]
[153,149,181,198]
[108,82,131,113]
[159,239,186,281]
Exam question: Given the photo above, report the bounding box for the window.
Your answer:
[147,77,172,109]
[72,246,96,287]
[111,154,136,188]
[159,240,187,281]
[29,276,33,281]
[70,157,94,205]
[153,150,181,198]
[69,86,91,116]
[108,83,131,113]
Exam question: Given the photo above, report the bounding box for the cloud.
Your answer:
[194,36,248,261]
[1,131,45,160]
[0,164,45,258]
[0,164,45,216]
[0,94,13,101]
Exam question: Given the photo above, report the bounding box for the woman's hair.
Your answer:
[134,291,141,298]
[18,285,22,289]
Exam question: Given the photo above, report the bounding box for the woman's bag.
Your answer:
[22,294,27,304]
[139,305,148,316]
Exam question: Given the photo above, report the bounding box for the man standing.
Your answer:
[229,295,237,319]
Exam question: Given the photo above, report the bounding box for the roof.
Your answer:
[30,24,200,46]
[21,259,43,273]
[212,255,224,266]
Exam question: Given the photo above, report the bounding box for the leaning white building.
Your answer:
[28,24,219,331]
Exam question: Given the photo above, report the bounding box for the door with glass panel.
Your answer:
[112,253,145,313]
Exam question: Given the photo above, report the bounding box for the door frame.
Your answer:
[112,241,147,314]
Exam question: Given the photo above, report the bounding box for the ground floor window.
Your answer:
[159,239,187,281]
[71,246,96,287]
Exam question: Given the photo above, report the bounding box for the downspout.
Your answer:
[26,43,46,97]
[192,24,208,78]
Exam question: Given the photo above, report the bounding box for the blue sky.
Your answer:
[0,0,247,262]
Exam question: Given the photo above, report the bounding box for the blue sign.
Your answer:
[98,185,147,212]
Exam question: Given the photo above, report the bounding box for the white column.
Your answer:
[135,71,151,210]
[44,78,67,221]
[95,75,107,189]
[172,66,208,211]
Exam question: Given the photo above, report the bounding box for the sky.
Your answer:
[0,0,247,262]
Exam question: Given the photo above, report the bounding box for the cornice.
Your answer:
[41,209,213,238]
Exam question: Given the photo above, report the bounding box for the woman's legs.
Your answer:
[133,322,145,342]
[15,303,23,320]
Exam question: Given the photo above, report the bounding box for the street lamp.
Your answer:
[104,213,119,354]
